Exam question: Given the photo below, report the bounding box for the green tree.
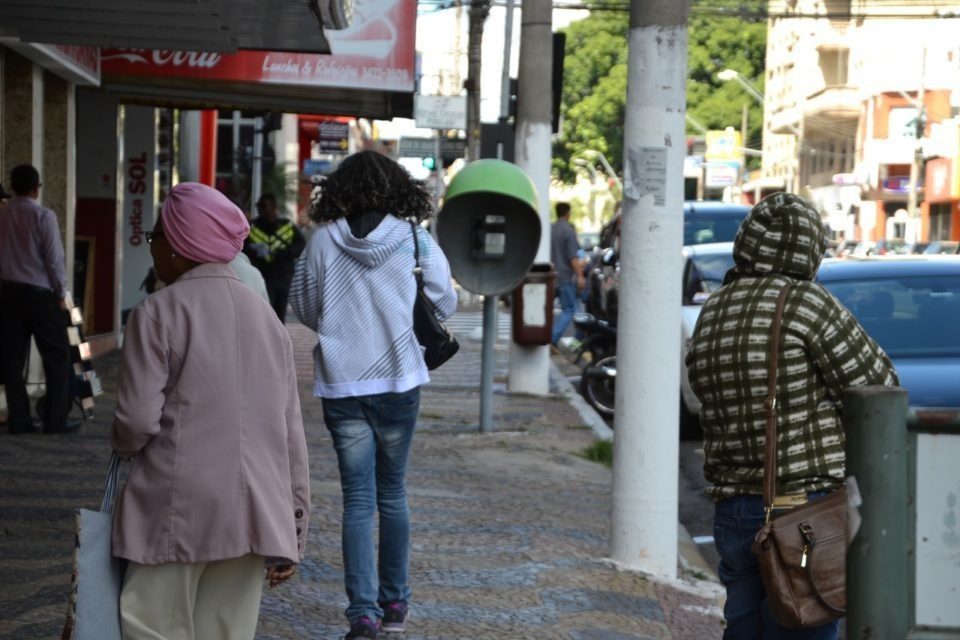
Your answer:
[555,0,767,182]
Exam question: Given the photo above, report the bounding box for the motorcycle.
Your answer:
[571,312,616,365]
[572,312,617,419]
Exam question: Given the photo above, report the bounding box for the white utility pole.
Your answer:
[507,0,552,395]
[611,0,688,578]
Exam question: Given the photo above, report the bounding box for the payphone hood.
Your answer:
[328,214,411,267]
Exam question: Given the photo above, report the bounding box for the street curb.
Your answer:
[548,357,721,586]
[547,357,614,441]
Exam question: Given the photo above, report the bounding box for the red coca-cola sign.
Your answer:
[101,0,414,92]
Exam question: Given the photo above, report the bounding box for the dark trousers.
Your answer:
[714,494,840,640]
[0,282,71,430]
[265,276,292,323]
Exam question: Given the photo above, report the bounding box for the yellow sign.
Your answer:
[705,128,743,163]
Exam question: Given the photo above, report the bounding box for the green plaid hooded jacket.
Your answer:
[685,193,899,499]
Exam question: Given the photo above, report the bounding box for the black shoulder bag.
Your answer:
[410,221,459,370]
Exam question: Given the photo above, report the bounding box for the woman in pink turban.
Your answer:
[111,182,311,640]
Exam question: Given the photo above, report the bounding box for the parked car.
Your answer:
[868,238,909,255]
[587,201,749,324]
[923,240,960,255]
[679,254,960,440]
[682,201,750,246]
[679,243,736,439]
[817,256,960,408]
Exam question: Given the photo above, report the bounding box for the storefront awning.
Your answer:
[96,0,415,119]
[0,0,346,53]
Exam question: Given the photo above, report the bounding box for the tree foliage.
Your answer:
[554,0,767,182]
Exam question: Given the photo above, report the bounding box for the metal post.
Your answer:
[232,110,241,198]
[611,0,689,578]
[433,130,443,210]
[479,294,497,432]
[507,0,552,396]
[906,48,926,243]
[251,116,263,211]
[499,0,516,122]
[844,386,910,639]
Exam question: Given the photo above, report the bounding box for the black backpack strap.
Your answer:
[409,220,424,288]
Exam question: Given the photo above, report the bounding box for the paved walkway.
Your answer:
[0,310,724,639]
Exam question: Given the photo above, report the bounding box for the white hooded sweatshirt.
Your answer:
[290,214,458,398]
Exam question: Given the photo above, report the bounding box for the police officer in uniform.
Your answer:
[243,193,306,322]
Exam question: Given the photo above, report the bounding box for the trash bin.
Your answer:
[511,263,556,346]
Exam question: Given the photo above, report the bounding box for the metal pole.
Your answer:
[479,294,497,432]
[507,0,552,396]
[499,0,516,121]
[252,116,263,210]
[906,48,926,242]
[844,386,910,639]
[433,130,443,211]
[611,0,688,578]
[232,110,240,199]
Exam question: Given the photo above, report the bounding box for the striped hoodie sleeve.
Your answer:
[418,228,458,320]
[290,249,322,331]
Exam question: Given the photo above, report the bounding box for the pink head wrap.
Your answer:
[161,182,249,263]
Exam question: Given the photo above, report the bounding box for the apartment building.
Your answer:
[763,0,960,242]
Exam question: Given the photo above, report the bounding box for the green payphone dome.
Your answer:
[437,160,542,296]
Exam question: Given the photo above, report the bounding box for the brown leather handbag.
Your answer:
[753,283,847,628]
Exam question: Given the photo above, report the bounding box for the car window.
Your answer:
[822,275,960,357]
[684,215,744,245]
[683,252,735,304]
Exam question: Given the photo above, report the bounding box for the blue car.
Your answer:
[818,256,960,409]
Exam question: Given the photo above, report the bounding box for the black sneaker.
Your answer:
[44,418,81,434]
[381,602,408,633]
[345,616,380,640]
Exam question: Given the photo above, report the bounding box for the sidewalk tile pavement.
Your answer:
[0,310,724,639]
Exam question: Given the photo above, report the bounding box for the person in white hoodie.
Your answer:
[290,151,457,640]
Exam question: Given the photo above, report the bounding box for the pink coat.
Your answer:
[111,263,310,565]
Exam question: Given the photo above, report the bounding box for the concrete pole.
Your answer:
[611,0,688,578]
[507,0,552,396]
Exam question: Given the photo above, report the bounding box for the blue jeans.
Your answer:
[551,281,579,344]
[322,388,420,624]
[714,494,840,640]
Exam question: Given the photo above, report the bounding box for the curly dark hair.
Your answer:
[310,150,434,223]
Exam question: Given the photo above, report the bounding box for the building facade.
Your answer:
[763,0,960,242]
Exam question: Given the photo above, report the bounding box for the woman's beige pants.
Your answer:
[119,554,265,640]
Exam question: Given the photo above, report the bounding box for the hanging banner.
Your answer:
[120,106,157,313]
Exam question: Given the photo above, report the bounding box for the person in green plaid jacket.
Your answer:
[685,193,898,640]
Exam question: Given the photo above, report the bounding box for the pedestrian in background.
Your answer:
[0,164,78,434]
[112,182,310,640]
[290,150,457,640]
[685,193,899,640]
[244,192,306,321]
[550,202,585,345]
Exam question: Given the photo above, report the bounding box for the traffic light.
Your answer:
[422,156,436,171]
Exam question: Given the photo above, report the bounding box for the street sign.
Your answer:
[318,120,349,153]
[398,136,466,161]
[414,94,467,130]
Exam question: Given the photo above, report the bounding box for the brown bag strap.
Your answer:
[763,283,793,512]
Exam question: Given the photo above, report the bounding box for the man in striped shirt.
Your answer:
[685,193,898,639]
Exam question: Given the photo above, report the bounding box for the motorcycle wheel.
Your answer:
[580,356,616,419]
[575,333,615,366]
